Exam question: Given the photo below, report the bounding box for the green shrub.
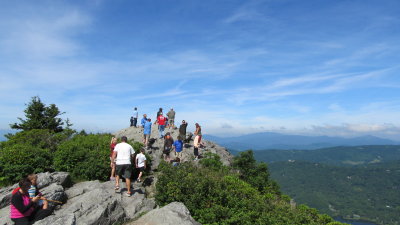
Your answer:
[0,143,52,185]
[54,133,111,181]
[155,161,342,225]
[199,152,224,170]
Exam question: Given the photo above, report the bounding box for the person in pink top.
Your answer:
[10,178,51,225]
[109,137,118,181]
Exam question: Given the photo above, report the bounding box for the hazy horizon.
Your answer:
[1,1,399,140]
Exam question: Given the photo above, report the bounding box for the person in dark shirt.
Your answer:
[163,132,174,162]
[179,120,188,141]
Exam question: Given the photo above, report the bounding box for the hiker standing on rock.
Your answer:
[179,120,188,141]
[166,108,175,128]
[112,136,134,197]
[135,148,146,182]
[194,123,202,144]
[140,114,147,128]
[133,107,138,127]
[143,118,152,149]
[10,178,51,225]
[157,112,167,138]
[130,117,134,127]
[163,132,174,162]
[173,136,183,159]
[156,108,163,121]
[109,137,117,180]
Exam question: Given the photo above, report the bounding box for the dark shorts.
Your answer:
[138,166,145,172]
[163,147,171,155]
[116,164,132,179]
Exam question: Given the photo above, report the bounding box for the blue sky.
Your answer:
[0,0,400,139]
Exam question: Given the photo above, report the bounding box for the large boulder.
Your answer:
[127,202,201,225]
[35,180,155,225]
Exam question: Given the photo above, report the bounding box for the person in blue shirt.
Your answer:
[143,118,152,149]
[173,136,184,159]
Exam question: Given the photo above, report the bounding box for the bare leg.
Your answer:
[126,178,131,194]
[42,199,48,209]
[115,175,120,188]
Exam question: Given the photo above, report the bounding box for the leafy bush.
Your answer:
[54,133,112,181]
[199,152,224,170]
[0,143,52,185]
[232,150,283,195]
[155,161,341,225]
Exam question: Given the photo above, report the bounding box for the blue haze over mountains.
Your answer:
[204,132,399,150]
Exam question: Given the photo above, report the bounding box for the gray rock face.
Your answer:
[0,172,70,225]
[0,173,155,225]
[114,126,233,169]
[127,202,201,225]
[36,180,155,225]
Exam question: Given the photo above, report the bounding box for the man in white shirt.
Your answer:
[112,136,134,196]
[133,107,138,127]
[135,148,147,182]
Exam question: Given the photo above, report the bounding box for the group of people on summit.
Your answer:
[110,107,203,196]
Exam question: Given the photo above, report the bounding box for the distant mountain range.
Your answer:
[204,132,399,150]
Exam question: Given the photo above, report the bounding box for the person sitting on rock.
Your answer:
[27,174,48,209]
[10,178,51,225]
[112,136,135,197]
[163,132,174,162]
[135,148,147,182]
[171,157,181,167]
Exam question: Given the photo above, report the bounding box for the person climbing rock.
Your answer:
[135,148,146,183]
[112,136,134,197]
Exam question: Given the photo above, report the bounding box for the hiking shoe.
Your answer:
[126,192,131,197]
[137,178,141,182]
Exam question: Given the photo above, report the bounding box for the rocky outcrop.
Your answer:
[114,125,233,169]
[0,172,70,225]
[0,173,155,225]
[0,126,232,225]
[127,202,200,225]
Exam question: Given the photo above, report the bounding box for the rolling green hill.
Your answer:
[253,145,400,166]
[269,160,400,225]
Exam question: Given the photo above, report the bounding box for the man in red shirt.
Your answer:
[157,112,167,138]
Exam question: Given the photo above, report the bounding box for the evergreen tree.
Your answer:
[10,96,66,132]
